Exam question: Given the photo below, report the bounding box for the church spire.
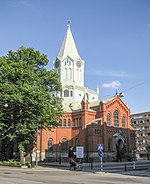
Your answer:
[57,21,79,60]
[67,20,71,28]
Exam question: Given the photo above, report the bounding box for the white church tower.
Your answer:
[53,22,99,111]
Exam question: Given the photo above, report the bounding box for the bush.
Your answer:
[0,160,30,167]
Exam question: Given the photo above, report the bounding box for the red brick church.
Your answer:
[36,23,135,162]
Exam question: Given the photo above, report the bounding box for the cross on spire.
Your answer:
[67,20,71,28]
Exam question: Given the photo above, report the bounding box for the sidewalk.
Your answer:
[38,161,150,176]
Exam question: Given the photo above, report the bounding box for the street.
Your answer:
[0,166,149,184]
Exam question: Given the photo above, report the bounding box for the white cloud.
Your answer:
[102,81,121,89]
[87,69,132,78]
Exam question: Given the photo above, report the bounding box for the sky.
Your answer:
[0,0,150,114]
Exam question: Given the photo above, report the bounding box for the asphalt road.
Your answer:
[0,166,149,184]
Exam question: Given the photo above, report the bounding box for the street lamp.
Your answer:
[91,129,93,170]
[59,142,61,164]
[35,111,39,167]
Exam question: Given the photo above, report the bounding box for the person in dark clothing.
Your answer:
[70,158,77,170]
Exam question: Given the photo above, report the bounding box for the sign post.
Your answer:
[100,156,103,171]
[97,144,104,171]
[76,146,84,170]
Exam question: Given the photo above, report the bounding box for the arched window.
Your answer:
[60,91,62,98]
[122,116,125,128]
[79,117,82,127]
[107,113,111,126]
[63,119,66,127]
[69,68,72,79]
[70,91,73,97]
[59,119,62,127]
[68,119,71,127]
[64,89,69,97]
[61,138,68,152]
[108,139,111,152]
[64,68,67,79]
[73,119,75,127]
[114,110,119,127]
[76,118,78,127]
[79,70,82,81]
[48,138,53,152]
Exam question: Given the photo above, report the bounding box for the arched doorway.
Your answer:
[113,131,126,161]
[116,138,126,161]
[59,138,69,162]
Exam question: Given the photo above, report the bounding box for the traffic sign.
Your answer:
[97,144,104,151]
[98,150,104,157]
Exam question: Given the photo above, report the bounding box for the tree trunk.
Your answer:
[20,151,25,163]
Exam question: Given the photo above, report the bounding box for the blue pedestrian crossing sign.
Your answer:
[97,144,104,151]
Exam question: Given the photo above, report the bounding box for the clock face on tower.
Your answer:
[76,61,81,68]
[55,60,60,68]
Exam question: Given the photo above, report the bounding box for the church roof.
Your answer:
[87,118,102,125]
[88,97,115,107]
[58,22,80,61]
[89,100,100,107]
[101,96,116,103]
[62,85,98,95]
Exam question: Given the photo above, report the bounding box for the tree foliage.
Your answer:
[0,47,63,154]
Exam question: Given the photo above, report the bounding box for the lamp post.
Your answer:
[59,142,61,164]
[35,111,39,167]
[91,127,93,170]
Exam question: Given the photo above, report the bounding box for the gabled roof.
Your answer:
[89,100,100,107]
[101,95,130,112]
[101,96,116,103]
[58,22,80,61]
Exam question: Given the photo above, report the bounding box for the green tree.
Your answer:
[0,47,63,160]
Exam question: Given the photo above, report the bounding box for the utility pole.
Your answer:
[35,114,38,167]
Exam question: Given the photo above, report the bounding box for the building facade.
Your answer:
[36,23,136,162]
[131,111,150,159]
